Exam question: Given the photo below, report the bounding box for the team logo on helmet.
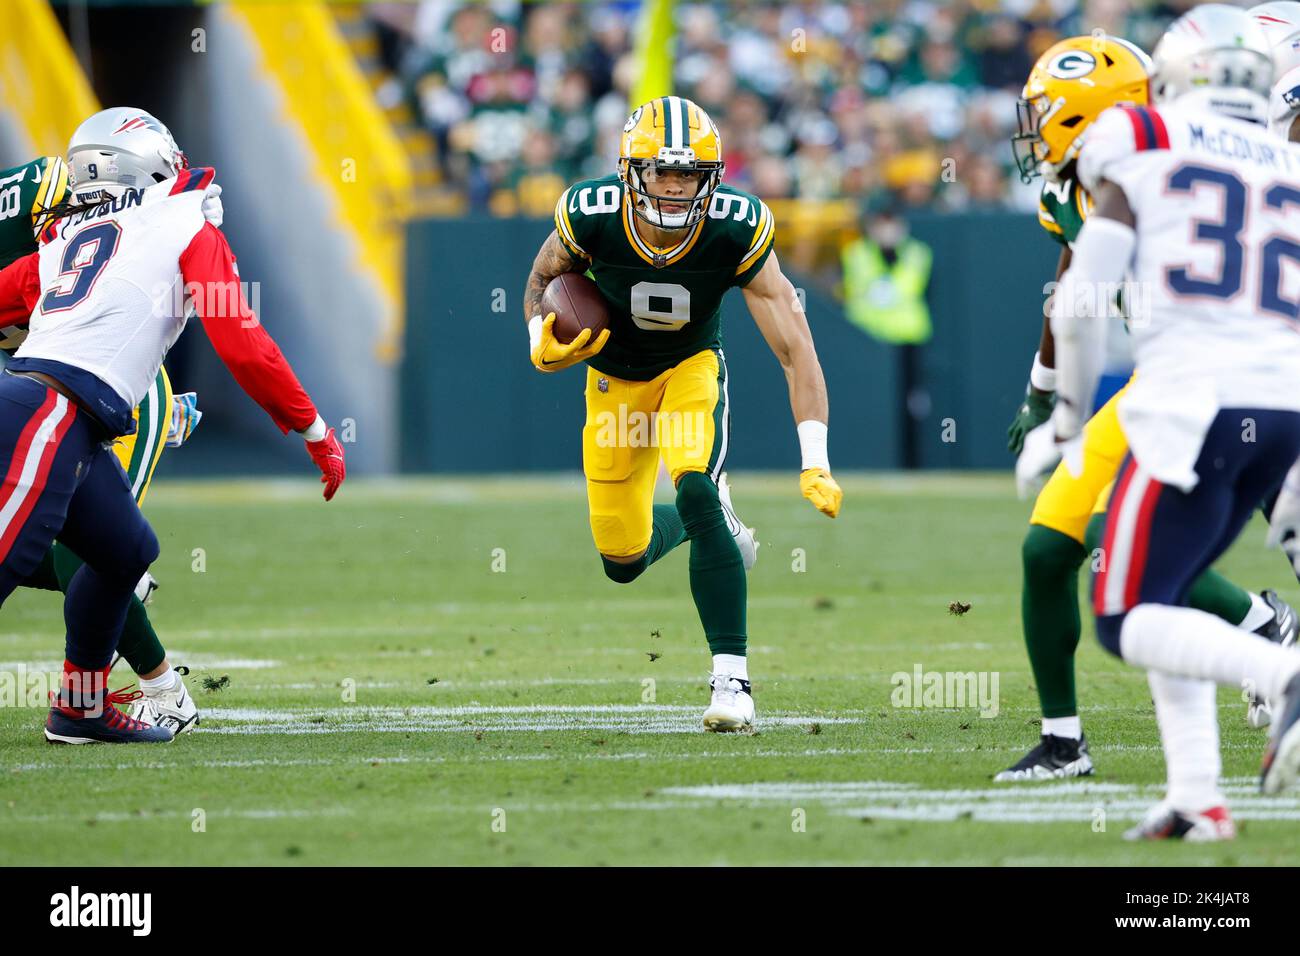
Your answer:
[111,116,152,135]
[1047,50,1098,80]
[623,106,644,134]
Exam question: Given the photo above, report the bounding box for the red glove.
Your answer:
[305,428,346,501]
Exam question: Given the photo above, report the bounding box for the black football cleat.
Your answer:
[1247,590,1299,728]
[994,733,1094,782]
[1253,589,1298,645]
[45,685,174,744]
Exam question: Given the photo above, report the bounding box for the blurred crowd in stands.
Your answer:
[363,0,1198,217]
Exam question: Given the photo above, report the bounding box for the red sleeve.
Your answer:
[0,252,41,329]
[179,223,318,434]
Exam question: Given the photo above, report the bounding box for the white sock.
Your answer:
[1041,715,1082,740]
[713,654,748,682]
[1147,669,1223,814]
[1120,604,1300,702]
[1239,592,1274,633]
[139,668,178,694]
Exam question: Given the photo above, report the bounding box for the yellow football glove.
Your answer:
[800,467,842,518]
[529,312,610,373]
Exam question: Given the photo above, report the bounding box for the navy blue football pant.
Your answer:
[1095,408,1300,657]
[0,374,158,669]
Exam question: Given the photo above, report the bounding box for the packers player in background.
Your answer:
[1001,36,1298,782]
[0,150,218,734]
[523,96,842,732]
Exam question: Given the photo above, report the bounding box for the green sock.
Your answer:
[676,472,746,657]
[1022,524,1087,719]
[601,505,687,583]
[52,542,167,676]
[647,504,687,563]
[116,599,168,676]
[1186,569,1253,626]
[1086,512,1253,626]
[1082,512,1106,561]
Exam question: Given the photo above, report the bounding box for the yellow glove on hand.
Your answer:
[800,467,842,518]
[529,313,610,373]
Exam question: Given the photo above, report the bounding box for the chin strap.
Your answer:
[623,160,719,229]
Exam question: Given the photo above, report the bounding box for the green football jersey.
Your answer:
[1036,175,1091,248]
[553,174,775,381]
[0,156,69,269]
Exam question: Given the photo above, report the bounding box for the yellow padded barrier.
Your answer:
[0,0,100,156]
[230,1,412,361]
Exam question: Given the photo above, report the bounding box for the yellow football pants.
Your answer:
[112,365,173,506]
[583,348,728,556]
[1029,375,1132,544]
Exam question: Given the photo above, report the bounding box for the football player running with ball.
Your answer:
[522,97,841,732]
[1001,36,1299,782]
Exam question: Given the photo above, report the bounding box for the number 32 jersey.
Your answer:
[1078,102,1300,489]
[553,174,775,381]
[1079,103,1300,414]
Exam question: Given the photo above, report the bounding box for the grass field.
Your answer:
[1,472,1298,866]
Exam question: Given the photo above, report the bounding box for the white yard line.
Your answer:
[190,703,859,735]
[5,748,899,773]
[239,678,696,691]
[653,778,1300,824]
[202,720,842,735]
[0,655,281,672]
[5,806,353,824]
[204,703,866,718]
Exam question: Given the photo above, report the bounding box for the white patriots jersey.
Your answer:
[15,177,207,411]
[1079,102,1300,415]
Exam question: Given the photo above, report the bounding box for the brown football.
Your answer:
[542,273,610,345]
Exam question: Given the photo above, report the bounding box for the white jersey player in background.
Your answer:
[0,107,347,744]
[1050,5,1300,840]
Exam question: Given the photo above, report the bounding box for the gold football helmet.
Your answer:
[1013,35,1152,183]
[619,95,724,229]
[29,155,70,238]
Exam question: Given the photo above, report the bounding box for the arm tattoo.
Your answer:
[523,230,586,321]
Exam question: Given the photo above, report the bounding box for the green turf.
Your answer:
[1,473,1297,865]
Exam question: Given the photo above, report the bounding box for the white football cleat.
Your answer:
[132,668,199,735]
[717,473,758,571]
[702,673,755,733]
[1262,672,1300,795]
[1248,698,1274,729]
[134,571,158,606]
[1123,802,1236,842]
